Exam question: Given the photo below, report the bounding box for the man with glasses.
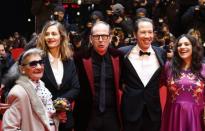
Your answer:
[74,21,123,131]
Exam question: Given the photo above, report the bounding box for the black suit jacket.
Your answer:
[73,47,123,131]
[0,64,2,84]
[41,55,80,128]
[120,45,166,122]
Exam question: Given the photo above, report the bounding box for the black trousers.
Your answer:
[86,109,120,131]
[124,106,161,131]
[59,111,74,131]
[59,125,73,131]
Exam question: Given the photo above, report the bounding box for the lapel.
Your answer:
[82,57,95,97]
[144,46,165,87]
[123,46,144,87]
[146,68,161,87]
[16,76,50,130]
[111,56,120,90]
[110,54,123,125]
[82,50,122,96]
[61,60,69,87]
[124,57,145,87]
[123,45,165,88]
[152,46,165,67]
[44,56,58,89]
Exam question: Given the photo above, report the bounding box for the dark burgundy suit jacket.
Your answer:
[73,47,123,131]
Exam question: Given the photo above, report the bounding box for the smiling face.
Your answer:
[135,21,154,51]
[21,54,44,81]
[177,36,193,63]
[44,25,61,50]
[90,22,111,55]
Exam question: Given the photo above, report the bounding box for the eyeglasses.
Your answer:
[0,49,5,52]
[22,60,44,68]
[92,34,110,40]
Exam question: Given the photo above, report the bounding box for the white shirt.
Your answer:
[29,80,56,114]
[48,53,64,87]
[128,45,160,87]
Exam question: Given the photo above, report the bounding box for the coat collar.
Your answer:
[82,49,121,97]
[152,46,165,66]
[44,55,72,89]
[123,45,165,66]
[44,56,59,88]
[16,76,50,130]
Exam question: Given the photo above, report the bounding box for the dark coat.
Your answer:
[119,45,166,122]
[181,5,205,42]
[73,47,123,131]
[0,64,2,84]
[31,0,54,33]
[41,55,80,129]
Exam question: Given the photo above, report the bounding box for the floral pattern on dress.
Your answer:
[168,78,181,102]
[167,71,204,104]
[192,80,204,103]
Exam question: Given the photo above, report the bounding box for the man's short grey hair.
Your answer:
[91,21,111,35]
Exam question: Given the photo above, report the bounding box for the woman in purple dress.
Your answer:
[160,34,205,131]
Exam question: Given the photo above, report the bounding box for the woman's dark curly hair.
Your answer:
[171,34,204,79]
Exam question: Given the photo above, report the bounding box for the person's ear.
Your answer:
[109,35,112,43]
[89,35,93,46]
[133,32,136,39]
[19,66,25,74]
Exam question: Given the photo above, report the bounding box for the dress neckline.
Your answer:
[181,68,191,73]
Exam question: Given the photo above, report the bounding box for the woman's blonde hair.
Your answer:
[37,21,73,60]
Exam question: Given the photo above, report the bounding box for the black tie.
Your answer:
[139,50,151,56]
[99,57,106,112]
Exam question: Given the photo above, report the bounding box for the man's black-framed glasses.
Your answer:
[92,34,110,40]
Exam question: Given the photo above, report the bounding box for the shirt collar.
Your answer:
[136,44,154,55]
[48,52,61,63]
[91,48,109,61]
[28,79,42,90]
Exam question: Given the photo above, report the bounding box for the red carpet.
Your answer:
[160,86,167,112]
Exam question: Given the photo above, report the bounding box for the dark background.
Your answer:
[0,0,35,40]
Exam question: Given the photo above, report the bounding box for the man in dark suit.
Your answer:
[74,21,123,131]
[120,17,166,131]
[31,0,61,33]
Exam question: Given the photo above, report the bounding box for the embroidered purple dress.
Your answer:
[161,63,205,131]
